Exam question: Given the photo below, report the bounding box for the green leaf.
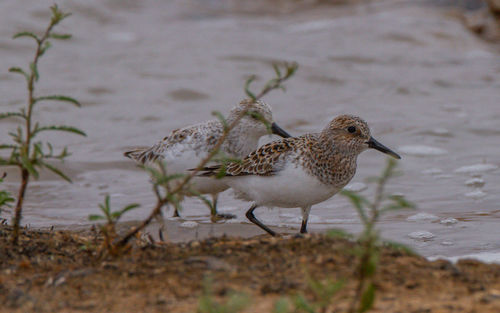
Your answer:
[0,157,18,167]
[272,63,282,78]
[211,111,228,130]
[9,126,24,145]
[340,190,369,210]
[246,110,271,133]
[55,146,70,159]
[383,241,416,256]
[49,33,72,40]
[50,4,71,24]
[13,31,39,41]
[385,195,415,210]
[272,298,290,313]
[30,62,39,81]
[39,41,52,56]
[362,255,378,277]
[293,295,315,313]
[285,62,298,78]
[0,190,15,208]
[225,293,250,313]
[0,144,17,150]
[20,153,38,178]
[32,125,86,138]
[88,214,105,221]
[111,203,140,219]
[39,161,72,182]
[35,95,81,107]
[215,164,227,179]
[98,195,112,221]
[211,151,241,165]
[151,172,186,186]
[359,283,376,313]
[32,142,43,159]
[0,112,26,120]
[8,67,30,82]
[244,75,257,101]
[104,195,111,212]
[340,190,370,224]
[1,112,26,123]
[326,228,353,239]
[191,190,214,213]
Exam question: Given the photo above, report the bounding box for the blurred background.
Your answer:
[0,0,499,258]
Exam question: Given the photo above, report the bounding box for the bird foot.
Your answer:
[211,213,237,222]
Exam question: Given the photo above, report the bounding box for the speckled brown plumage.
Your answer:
[201,115,372,188]
[199,114,401,236]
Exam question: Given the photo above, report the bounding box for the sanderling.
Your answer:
[199,115,400,235]
[124,99,291,219]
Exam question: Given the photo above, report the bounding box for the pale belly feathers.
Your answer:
[226,162,341,208]
[160,143,229,195]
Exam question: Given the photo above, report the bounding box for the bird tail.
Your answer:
[190,165,222,177]
[124,147,160,164]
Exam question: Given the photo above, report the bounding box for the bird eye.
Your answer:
[347,126,356,133]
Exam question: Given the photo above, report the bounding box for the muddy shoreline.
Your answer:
[2,226,500,312]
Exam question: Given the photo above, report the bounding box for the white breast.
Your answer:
[226,162,338,208]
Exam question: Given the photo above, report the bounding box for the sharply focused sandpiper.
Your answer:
[124,99,291,219]
[199,115,400,235]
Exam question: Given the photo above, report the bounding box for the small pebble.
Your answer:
[180,221,198,228]
[454,164,498,174]
[440,241,454,246]
[439,218,458,225]
[465,190,486,199]
[408,231,435,240]
[430,128,451,136]
[465,178,485,188]
[406,213,439,222]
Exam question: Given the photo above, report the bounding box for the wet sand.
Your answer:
[0,0,499,259]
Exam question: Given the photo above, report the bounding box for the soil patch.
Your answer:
[1,226,500,312]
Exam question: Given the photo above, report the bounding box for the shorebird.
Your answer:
[199,115,400,235]
[124,99,291,219]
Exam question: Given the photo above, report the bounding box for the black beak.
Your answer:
[367,137,401,159]
[271,122,292,138]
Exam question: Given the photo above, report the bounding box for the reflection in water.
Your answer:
[0,0,499,258]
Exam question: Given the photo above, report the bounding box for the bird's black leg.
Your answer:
[300,206,311,234]
[300,218,308,234]
[245,204,276,236]
[173,207,180,217]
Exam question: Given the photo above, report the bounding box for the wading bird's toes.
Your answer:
[211,213,237,222]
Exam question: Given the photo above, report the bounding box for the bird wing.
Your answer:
[199,137,298,177]
[124,121,221,164]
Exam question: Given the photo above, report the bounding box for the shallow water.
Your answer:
[1,0,499,259]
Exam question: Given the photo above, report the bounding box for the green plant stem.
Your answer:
[348,233,374,313]
[348,164,393,313]
[254,73,291,100]
[11,14,58,244]
[116,188,167,247]
[12,169,28,244]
